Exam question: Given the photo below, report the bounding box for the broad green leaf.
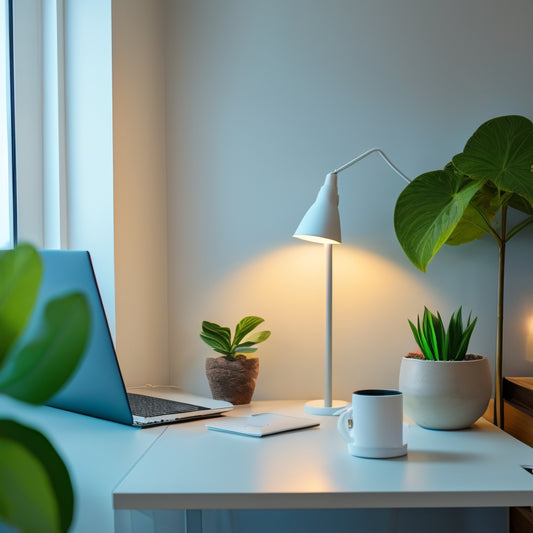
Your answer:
[243,330,271,345]
[508,192,533,215]
[233,316,264,348]
[446,183,502,245]
[0,245,42,366]
[232,341,256,349]
[199,331,231,353]
[0,293,90,404]
[452,115,533,207]
[213,348,232,356]
[234,347,258,354]
[0,419,73,533]
[201,321,231,348]
[394,170,484,271]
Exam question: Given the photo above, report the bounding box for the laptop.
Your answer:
[31,249,233,427]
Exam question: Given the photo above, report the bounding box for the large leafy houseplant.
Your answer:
[0,244,90,532]
[394,115,533,427]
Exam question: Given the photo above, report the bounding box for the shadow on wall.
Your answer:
[199,244,441,401]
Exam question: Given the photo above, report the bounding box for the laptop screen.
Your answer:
[32,250,134,425]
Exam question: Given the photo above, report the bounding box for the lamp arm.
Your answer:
[333,148,411,184]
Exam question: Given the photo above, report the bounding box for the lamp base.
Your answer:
[304,399,348,416]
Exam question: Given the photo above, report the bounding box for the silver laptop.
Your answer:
[34,250,232,427]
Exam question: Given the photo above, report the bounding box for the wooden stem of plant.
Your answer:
[495,206,507,429]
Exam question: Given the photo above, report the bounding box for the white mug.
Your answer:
[337,389,407,459]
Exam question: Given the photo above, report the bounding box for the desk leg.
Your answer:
[185,510,202,533]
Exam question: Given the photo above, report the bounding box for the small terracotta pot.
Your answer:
[205,355,259,405]
[399,353,492,430]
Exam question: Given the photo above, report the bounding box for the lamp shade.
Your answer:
[293,173,342,244]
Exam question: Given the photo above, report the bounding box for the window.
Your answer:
[0,0,15,248]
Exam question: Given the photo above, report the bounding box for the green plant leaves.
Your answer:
[0,293,91,404]
[394,169,483,271]
[243,330,271,345]
[0,419,73,533]
[394,115,533,272]
[200,321,232,356]
[0,244,91,533]
[0,244,42,367]
[450,308,477,361]
[200,316,271,359]
[445,183,502,246]
[233,316,265,347]
[408,306,477,361]
[453,115,533,206]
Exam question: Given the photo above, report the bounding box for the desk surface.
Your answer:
[113,400,533,511]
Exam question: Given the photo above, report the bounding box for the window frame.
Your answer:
[0,0,16,249]
[7,0,16,247]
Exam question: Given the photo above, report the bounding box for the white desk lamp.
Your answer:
[293,148,410,415]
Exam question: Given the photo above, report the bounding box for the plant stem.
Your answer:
[507,215,533,242]
[472,203,502,245]
[494,205,507,428]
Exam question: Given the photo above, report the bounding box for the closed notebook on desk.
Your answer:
[32,250,232,427]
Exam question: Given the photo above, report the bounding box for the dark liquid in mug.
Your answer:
[354,389,401,396]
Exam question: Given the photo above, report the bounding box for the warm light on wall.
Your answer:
[191,245,438,403]
[526,316,533,362]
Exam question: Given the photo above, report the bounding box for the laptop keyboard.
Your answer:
[127,393,209,418]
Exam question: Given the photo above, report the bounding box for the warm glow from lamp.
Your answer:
[295,235,340,245]
[526,315,533,363]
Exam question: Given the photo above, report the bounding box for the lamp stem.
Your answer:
[334,148,411,184]
[304,241,348,415]
[325,243,333,408]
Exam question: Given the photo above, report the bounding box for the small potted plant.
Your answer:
[399,306,492,430]
[200,316,271,405]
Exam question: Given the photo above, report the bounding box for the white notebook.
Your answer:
[206,413,319,437]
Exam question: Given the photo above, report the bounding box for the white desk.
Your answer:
[113,401,533,533]
[3,398,533,533]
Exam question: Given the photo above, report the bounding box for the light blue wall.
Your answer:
[164,0,533,401]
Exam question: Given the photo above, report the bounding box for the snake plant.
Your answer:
[409,306,477,362]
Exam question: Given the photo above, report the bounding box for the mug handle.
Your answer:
[337,406,353,443]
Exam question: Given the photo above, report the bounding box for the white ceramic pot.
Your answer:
[399,355,492,430]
